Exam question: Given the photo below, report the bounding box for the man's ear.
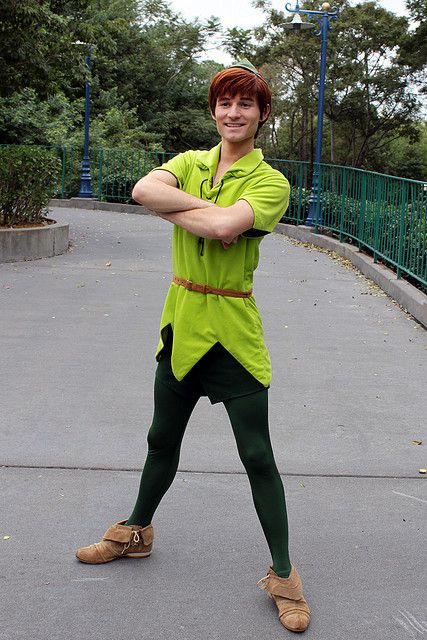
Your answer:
[260,104,271,125]
[210,109,217,122]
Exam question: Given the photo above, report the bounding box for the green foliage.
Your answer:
[0,89,82,145]
[0,0,88,99]
[0,0,425,179]
[0,146,61,226]
[399,0,427,84]
[280,186,310,223]
[377,123,427,180]
[223,28,256,60]
[253,0,424,174]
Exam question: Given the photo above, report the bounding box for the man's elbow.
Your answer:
[132,177,150,205]
[215,215,252,243]
[215,221,239,244]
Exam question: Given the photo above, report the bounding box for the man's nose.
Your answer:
[228,103,241,118]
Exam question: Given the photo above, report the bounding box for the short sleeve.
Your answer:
[152,151,196,190]
[240,171,290,237]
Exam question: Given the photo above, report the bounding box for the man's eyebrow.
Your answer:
[217,95,255,101]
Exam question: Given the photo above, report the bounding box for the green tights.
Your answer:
[127,378,291,578]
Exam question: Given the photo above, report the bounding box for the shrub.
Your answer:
[0,145,61,226]
[281,186,310,224]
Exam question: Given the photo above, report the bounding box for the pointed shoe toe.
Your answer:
[257,566,311,633]
[278,602,311,633]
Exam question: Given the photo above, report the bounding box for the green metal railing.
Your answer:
[73,148,427,290]
[267,158,310,224]
[311,163,426,290]
[2,144,426,290]
[91,147,175,201]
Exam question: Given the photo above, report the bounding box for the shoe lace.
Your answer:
[122,531,141,553]
[257,575,269,590]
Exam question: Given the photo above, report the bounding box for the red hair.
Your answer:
[208,67,272,133]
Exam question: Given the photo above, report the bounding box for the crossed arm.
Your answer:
[132,170,254,245]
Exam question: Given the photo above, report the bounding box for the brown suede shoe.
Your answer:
[257,566,310,633]
[76,521,153,564]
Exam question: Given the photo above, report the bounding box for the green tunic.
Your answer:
[154,142,290,386]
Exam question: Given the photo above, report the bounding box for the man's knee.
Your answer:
[147,421,178,453]
[239,445,274,475]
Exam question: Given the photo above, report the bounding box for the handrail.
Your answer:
[2,144,425,290]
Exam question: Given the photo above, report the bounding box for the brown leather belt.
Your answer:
[172,275,252,298]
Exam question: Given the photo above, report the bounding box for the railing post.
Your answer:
[373,177,383,264]
[69,145,75,196]
[339,167,347,242]
[98,148,104,200]
[357,172,367,250]
[297,162,304,224]
[61,145,67,199]
[396,181,408,279]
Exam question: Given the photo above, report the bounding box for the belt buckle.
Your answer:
[187,280,193,291]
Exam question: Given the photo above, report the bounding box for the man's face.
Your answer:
[212,93,270,144]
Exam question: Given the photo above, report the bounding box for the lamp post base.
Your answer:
[305,169,323,227]
[305,195,323,227]
[78,157,93,198]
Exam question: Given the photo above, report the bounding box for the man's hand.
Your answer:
[221,237,239,250]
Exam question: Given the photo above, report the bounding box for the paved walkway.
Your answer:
[1,207,426,640]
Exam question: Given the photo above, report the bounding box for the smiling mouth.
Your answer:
[225,123,244,127]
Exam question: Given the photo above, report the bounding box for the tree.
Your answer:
[399,0,427,94]
[0,0,88,98]
[0,0,222,151]
[252,0,423,172]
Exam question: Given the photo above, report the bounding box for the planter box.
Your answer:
[0,220,69,263]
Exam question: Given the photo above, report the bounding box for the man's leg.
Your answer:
[223,389,291,578]
[76,375,198,564]
[126,376,199,526]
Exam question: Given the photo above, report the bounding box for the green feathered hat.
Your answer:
[228,58,262,78]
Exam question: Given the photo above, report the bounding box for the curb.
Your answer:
[50,198,150,216]
[49,199,427,330]
[0,220,69,263]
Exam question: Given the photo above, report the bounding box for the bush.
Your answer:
[281,186,310,224]
[0,145,61,226]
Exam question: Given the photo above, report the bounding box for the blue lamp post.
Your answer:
[75,44,93,198]
[284,2,339,226]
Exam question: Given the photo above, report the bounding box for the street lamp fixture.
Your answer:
[284,2,339,227]
[283,7,315,31]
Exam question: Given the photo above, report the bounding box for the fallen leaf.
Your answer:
[105,261,112,267]
[419,469,427,474]
[411,440,422,446]
[3,535,10,540]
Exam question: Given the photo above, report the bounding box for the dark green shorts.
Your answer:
[156,334,266,405]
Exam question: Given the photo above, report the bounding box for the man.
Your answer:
[76,60,310,634]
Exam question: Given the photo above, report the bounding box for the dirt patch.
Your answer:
[0,218,56,229]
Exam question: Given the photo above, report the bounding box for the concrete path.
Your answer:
[1,207,426,640]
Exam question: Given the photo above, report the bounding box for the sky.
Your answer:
[169,0,409,63]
